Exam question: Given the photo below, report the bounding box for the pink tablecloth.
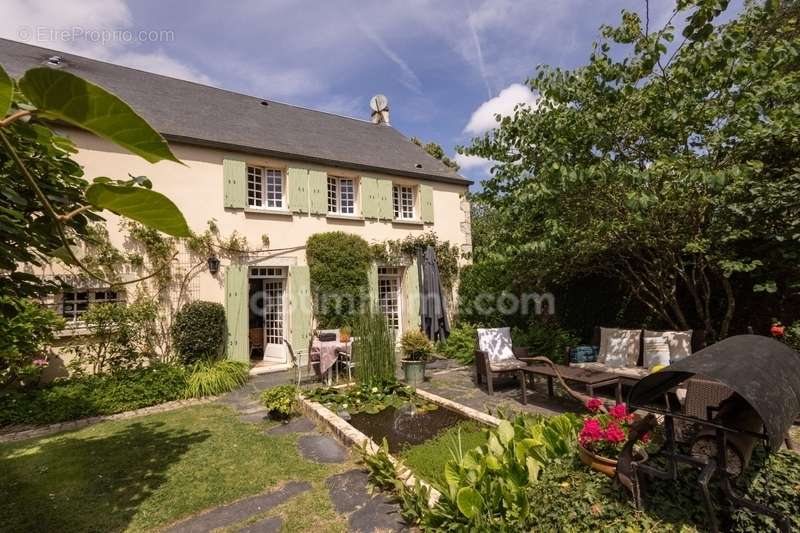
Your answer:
[310,340,350,375]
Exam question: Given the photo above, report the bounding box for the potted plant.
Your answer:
[399,330,432,385]
[577,399,649,477]
[339,325,352,343]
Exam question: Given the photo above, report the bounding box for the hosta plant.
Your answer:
[260,384,299,420]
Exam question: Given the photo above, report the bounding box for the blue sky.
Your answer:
[3,0,743,187]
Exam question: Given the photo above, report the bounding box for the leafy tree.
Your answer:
[410,136,460,171]
[462,0,800,339]
[0,65,189,302]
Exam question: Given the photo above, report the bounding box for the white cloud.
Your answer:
[2,0,212,85]
[454,153,492,171]
[463,83,537,135]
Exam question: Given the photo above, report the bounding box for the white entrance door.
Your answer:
[263,278,286,362]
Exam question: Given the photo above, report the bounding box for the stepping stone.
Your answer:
[236,516,283,533]
[165,481,310,533]
[325,470,405,532]
[238,411,270,424]
[348,494,405,533]
[265,416,316,435]
[326,470,370,514]
[297,434,348,463]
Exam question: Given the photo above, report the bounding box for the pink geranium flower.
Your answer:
[586,397,603,413]
[603,422,626,443]
[609,403,628,420]
[579,418,603,446]
[32,359,48,367]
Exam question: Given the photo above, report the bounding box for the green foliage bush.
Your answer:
[436,323,477,364]
[306,232,372,328]
[512,317,579,364]
[67,301,159,375]
[400,330,433,361]
[183,360,248,399]
[352,307,396,385]
[0,297,64,389]
[456,260,514,326]
[0,364,188,426]
[260,384,298,419]
[171,301,226,363]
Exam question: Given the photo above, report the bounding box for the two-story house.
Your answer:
[1,39,472,374]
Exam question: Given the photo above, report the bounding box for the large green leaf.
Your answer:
[456,487,484,519]
[0,64,11,118]
[18,68,180,164]
[85,183,190,237]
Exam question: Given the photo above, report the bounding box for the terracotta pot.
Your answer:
[578,442,647,477]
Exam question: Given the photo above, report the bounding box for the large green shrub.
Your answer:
[436,323,477,364]
[170,301,226,363]
[352,308,396,385]
[183,359,248,398]
[306,232,372,328]
[0,297,64,389]
[512,317,579,364]
[67,301,159,375]
[0,364,188,426]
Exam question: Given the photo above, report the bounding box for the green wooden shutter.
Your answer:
[361,176,378,219]
[289,265,312,365]
[377,178,393,220]
[402,259,421,333]
[368,262,379,305]
[287,167,309,213]
[225,264,248,362]
[420,184,434,223]
[223,158,246,209]
[308,170,327,215]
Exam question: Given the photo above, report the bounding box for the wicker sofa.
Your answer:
[567,326,707,383]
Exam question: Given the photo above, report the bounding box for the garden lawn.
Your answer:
[398,420,487,484]
[0,403,349,532]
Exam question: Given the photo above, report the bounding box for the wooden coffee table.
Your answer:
[520,364,622,405]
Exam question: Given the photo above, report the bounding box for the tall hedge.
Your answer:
[170,301,226,363]
[306,232,372,328]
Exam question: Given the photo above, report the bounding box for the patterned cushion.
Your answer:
[598,328,641,367]
[477,327,516,363]
[643,337,671,369]
[572,362,649,379]
[645,330,693,362]
[569,345,599,363]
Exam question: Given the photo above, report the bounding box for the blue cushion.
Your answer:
[570,345,599,363]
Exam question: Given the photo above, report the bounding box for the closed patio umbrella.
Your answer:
[418,245,450,342]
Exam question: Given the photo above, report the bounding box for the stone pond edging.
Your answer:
[0,396,218,443]
[298,387,501,508]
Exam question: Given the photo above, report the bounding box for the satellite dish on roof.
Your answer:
[370,94,389,112]
[370,94,390,125]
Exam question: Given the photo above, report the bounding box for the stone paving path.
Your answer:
[326,470,406,532]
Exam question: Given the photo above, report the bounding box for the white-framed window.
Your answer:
[60,289,123,325]
[378,266,402,334]
[247,165,284,209]
[249,266,287,278]
[327,176,356,215]
[392,185,415,220]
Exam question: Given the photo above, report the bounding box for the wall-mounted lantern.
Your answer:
[207,256,221,275]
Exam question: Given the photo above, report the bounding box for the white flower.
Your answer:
[342,403,348,409]
[371,387,378,393]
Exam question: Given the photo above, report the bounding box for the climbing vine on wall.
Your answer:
[370,232,461,292]
[67,219,252,359]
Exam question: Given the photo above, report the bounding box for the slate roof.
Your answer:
[0,38,470,185]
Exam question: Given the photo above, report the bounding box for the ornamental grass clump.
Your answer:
[400,330,433,362]
[183,359,248,398]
